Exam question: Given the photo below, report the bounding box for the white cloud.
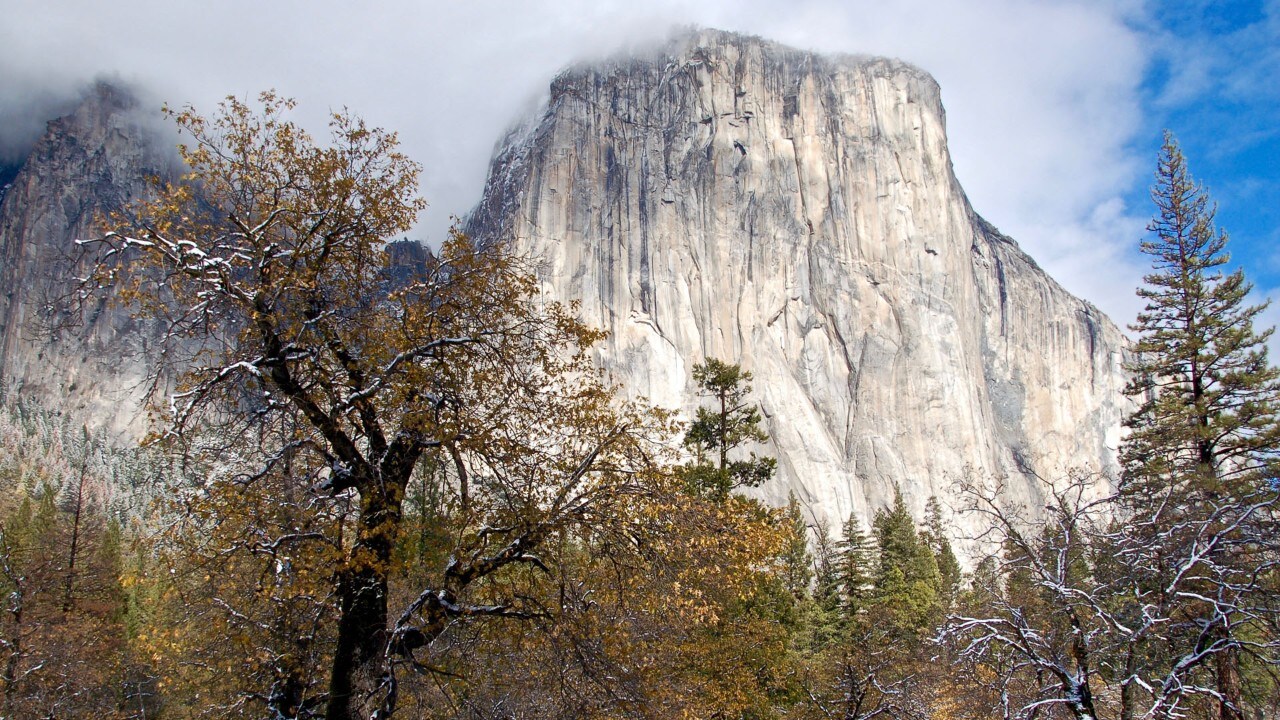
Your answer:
[0,0,1155,331]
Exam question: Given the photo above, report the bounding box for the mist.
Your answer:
[0,78,82,166]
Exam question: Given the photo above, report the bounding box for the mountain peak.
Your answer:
[548,27,943,123]
[468,31,1127,540]
[0,78,169,437]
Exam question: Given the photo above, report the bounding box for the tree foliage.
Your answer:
[871,487,943,636]
[790,488,961,720]
[79,92,685,720]
[833,513,874,619]
[1122,131,1280,494]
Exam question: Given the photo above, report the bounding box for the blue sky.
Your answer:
[0,0,1276,345]
[1134,1,1279,301]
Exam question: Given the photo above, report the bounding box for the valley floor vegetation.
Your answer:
[0,96,1277,719]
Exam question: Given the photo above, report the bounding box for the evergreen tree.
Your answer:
[870,487,941,634]
[1121,133,1280,720]
[921,496,961,610]
[833,513,874,620]
[682,359,777,499]
[1122,131,1280,496]
[798,519,845,652]
[781,494,814,600]
[810,520,841,615]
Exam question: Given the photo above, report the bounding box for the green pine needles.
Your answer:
[1122,131,1280,496]
[681,358,777,499]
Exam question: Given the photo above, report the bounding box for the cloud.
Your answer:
[0,75,82,166]
[0,0,1154,330]
[1132,0,1280,353]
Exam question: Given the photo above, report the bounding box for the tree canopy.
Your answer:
[82,92,680,720]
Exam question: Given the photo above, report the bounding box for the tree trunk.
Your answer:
[62,449,89,614]
[325,481,403,720]
[2,596,21,716]
[1216,642,1245,720]
[1068,614,1100,720]
[325,562,389,720]
[1120,645,1138,720]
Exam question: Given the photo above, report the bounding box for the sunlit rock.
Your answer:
[467,30,1129,541]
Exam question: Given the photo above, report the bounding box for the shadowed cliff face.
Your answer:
[0,82,171,435]
[0,165,20,203]
[467,29,1130,538]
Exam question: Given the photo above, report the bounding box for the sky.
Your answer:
[0,0,1276,343]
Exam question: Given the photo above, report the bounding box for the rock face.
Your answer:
[0,82,170,435]
[467,30,1129,535]
[0,33,1130,539]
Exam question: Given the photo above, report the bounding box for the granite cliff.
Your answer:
[0,32,1129,536]
[466,30,1129,533]
[0,82,170,435]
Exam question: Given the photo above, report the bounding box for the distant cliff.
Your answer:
[467,30,1129,536]
[0,82,170,435]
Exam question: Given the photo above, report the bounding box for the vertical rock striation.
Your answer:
[0,82,170,435]
[467,29,1129,534]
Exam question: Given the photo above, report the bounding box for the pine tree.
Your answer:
[870,487,941,634]
[682,359,776,499]
[1121,132,1280,720]
[810,520,841,615]
[921,496,961,611]
[833,513,874,621]
[781,494,814,600]
[1122,132,1280,496]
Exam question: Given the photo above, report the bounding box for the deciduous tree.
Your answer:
[80,92,674,720]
